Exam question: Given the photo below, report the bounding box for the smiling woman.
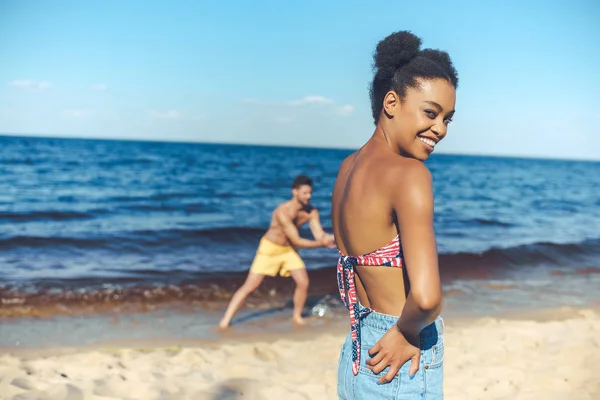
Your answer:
[368,32,458,160]
[331,30,458,399]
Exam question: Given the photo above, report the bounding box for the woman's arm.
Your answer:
[366,160,442,385]
[393,161,442,339]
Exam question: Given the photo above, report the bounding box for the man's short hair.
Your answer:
[292,174,313,189]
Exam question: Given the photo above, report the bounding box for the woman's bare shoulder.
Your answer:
[338,152,359,174]
[382,156,431,187]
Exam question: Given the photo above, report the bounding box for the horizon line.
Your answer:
[1,132,599,163]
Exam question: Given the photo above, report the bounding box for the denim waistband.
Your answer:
[358,303,444,339]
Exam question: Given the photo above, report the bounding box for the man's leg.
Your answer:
[288,268,310,325]
[218,272,265,329]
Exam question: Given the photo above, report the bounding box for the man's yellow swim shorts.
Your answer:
[249,238,305,277]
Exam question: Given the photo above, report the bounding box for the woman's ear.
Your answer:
[382,91,400,119]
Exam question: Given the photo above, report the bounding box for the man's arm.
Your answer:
[308,209,327,240]
[277,211,326,249]
[309,209,336,248]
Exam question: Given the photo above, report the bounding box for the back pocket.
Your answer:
[355,347,400,398]
[423,339,444,396]
[424,340,444,369]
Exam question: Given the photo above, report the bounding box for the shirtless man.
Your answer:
[218,174,335,328]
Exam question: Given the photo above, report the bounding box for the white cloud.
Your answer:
[10,80,51,90]
[64,109,95,118]
[241,95,353,118]
[287,95,354,118]
[150,110,180,119]
[336,104,355,117]
[289,95,334,106]
[92,83,107,91]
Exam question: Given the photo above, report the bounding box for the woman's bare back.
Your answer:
[331,137,417,315]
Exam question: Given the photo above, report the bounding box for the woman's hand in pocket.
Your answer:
[366,327,420,385]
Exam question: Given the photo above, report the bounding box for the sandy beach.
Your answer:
[1,306,598,400]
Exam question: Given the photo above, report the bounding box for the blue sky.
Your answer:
[1,0,599,160]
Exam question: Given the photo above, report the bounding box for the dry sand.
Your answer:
[1,307,599,400]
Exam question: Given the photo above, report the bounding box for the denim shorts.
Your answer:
[337,306,444,399]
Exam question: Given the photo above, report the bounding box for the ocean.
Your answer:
[1,135,599,345]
